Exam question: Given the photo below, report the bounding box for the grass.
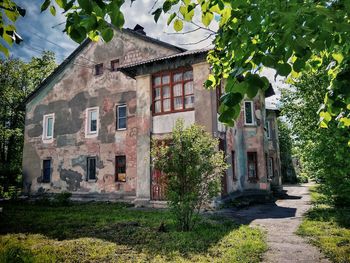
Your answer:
[0,201,267,262]
[297,185,350,263]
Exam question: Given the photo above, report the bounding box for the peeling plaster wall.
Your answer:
[23,30,179,198]
[152,111,195,134]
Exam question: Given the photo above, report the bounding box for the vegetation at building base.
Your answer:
[151,120,227,231]
[281,65,350,208]
[0,52,56,198]
[0,201,267,262]
[297,185,350,263]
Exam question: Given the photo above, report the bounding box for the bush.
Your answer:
[297,173,309,184]
[53,191,72,206]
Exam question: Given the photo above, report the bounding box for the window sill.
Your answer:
[42,138,54,143]
[115,180,126,183]
[87,179,97,183]
[116,128,127,131]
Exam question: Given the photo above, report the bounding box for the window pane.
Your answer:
[174,97,183,110]
[154,87,161,100]
[43,160,51,182]
[118,117,126,129]
[184,81,193,95]
[173,84,183,96]
[173,72,182,82]
[154,101,161,113]
[116,156,126,182]
[184,70,193,80]
[162,75,170,84]
[90,110,97,132]
[46,117,53,137]
[88,158,96,180]
[185,95,194,109]
[245,102,253,124]
[118,106,126,118]
[153,76,161,86]
[162,86,170,98]
[163,99,171,112]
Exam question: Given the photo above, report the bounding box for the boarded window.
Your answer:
[244,101,254,125]
[42,159,51,183]
[111,59,120,71]
[95,63,103,75]
[116,105,127,130]
[115,156,126,182]
[152,68,194,114]
[87,157,96,180]
[247,152,258,179]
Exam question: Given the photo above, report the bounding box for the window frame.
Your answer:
[268,157,274,178]
[231,151,236,181]
[42,159,52,183]
[42,113,55,142]
[244,101,255,125]
[86,156,97,181]
[266,119,271,139]
[247,151,258,180]
[85,107,99,137]
[116,104,127,131]
[95,63,103,76]
[152,68,194,115]
[111,59,120,71]
[115,155,126,182]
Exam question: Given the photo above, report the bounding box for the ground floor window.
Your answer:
[231,151,236,180]
[42,159,51,183]
[247,152,258,179]
[115,156,126,182]
[87,157,96,180]
[268,157,274,178]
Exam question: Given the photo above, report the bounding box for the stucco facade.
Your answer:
[22,26,282,203]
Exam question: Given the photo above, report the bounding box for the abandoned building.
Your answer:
[22,25,282,205]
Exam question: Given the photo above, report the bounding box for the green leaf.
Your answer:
[80,15,97,30]
[0,43,9,57]
[320,111,332,122]
[340,117,350,127]
[221,93,243,107]
[55,0,65,8]
[173,19,183,32]
[167,13,176,26]
[152,8,162,23]
[101,27,114,42]
[276,63,292,77]
[5,9,18,22]
[50,5,56,16]
[293,58,306,73]
[202,11,213,27]
[163,0,172,13]
[110,9,124,28]
[88,30,99,42]
[78,0,93,14]
[41,0,51,12]
[332,53,343,64]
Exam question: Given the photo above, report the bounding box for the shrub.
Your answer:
[151,120,227,231]
[54,191,72,206]
[297,173,309,184]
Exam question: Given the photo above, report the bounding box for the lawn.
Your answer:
[0,200,266,262]
[297,185,350,263]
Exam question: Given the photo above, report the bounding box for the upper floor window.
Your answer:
[111,59,120,71]
[42,113,54,142]
[244,101,254,125]
[116,105,127,130]
[152,69,194,115]
[95,63,103,75]
[86,107,98,136]
[268,157,274,178]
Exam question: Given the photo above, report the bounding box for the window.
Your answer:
[244,101,254,125]
[116,105,127,130]
[115,156,126,182]
[152,68,194,114]
[86,107,98,136]
[111,59,120,71]
[247,152,258,179]
[42,113,54,141]
[42,159,51,183]
[268,157,274,178]
[87,157,96,180]
[231,151,236,180]
[95,63,103,75]
[266,120,271,139]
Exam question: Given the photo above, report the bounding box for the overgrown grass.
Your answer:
[297,185,350,263]
[0,201,266,262]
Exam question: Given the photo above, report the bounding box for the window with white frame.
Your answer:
[244,101,254,125]
[86,107,98,136]
[116,105,127,130]
[42,113,54,141]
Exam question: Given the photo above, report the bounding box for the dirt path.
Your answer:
[220,184,330,263]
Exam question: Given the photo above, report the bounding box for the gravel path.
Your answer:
[219,184,330,263]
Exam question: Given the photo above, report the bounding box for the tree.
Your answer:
[277,119,296,184]
[151,120,227,231]
[0,51,56,195]
[281,65,350,207]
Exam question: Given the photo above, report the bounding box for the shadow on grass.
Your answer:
[0,200,240,257]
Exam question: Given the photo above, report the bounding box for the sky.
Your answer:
[6,0,282,106]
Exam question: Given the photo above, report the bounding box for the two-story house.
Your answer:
[22,25,282,205]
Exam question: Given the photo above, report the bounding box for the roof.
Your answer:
[23,27,186,104]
